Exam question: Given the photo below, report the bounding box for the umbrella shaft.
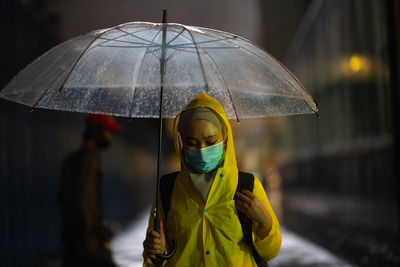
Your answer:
[160,21,167,75]
[154,9,168,233]
[154,84,164,233]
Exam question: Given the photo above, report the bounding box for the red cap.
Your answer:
[86,114,123,133]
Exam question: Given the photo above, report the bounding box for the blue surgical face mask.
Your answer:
[184,142,224,173]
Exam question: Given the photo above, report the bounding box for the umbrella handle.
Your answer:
[156,239,177,260]
[153,216,177,260]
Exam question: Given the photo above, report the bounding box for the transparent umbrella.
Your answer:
[0,9,318,261]
[0,20,317,120]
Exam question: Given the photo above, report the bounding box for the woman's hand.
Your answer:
[143,221,166,266]
[235,190,273,239]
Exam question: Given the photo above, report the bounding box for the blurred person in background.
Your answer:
[58,114,123,267]
[143,93,281,266]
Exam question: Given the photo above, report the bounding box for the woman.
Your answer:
[143,93,281,266]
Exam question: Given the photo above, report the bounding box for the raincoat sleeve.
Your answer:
[143,194,168,267]
[252,176,282,261]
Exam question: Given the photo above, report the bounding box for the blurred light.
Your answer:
[349,55,362,72]
[348,54,371,74]
[339,54,372,80]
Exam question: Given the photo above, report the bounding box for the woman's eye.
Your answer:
[206,141,217,146]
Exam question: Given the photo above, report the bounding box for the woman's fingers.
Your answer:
[152,238,161,245]
[147,249,163,255]
[143,230,164,255]
[144,245,163,255]
[144,238,161,247]
[147,230,160,239]
[150,244,162,250]
[241,190,255,199]
[236,191,273,234]
[235,191,251,203]
[143,221,167,259]
[236,193,258,220]
[236,199,251,215]
[236,198,249,208]
[148,245,162,252]
[236,201,247,212]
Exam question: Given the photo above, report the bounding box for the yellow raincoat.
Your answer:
[144,93,281,266]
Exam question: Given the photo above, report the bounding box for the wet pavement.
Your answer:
[283,192,400,266]
[111,209,356,267]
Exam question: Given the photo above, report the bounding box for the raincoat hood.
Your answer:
[173,93,237,172]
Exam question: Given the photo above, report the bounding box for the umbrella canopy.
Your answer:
[0,22,318,120]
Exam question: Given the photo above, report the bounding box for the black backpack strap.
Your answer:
[160,171,179,220]
[236,171,254,245]
[236,171,268,267]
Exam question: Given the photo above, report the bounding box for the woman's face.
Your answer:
[181,120,223,150]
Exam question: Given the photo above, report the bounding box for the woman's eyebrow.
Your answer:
[202,134,217,139]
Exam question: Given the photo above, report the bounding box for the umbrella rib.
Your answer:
[270,57,318,113]
[148,46,238,55]
[248,45,317,112]
[115,27,165,62]
[193,45,241,122]
[148,28,195,60]
[169,36,238,48]
[144,48,162,63]
[165,48,183,62]
[88,27,153,52]
[159,28,186,61]
[117,27,160,46]
[96,37,155,46]
[217,36,318,113]
[91,32,130,49]
[191,46,239,49]
[147,36,187,63]
[58,28,131,91]
[143,28,238,57]
[183,27,209,91]
[58,24,160,92]
[238,90,312,99]
[128,29,163,118]
[166,28,186,46]
[31,42,78,109]
[97,45,158,49]
[179,46,238,49]
[172,28,240,121]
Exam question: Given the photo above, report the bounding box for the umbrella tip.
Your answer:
[162,9,167,23]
